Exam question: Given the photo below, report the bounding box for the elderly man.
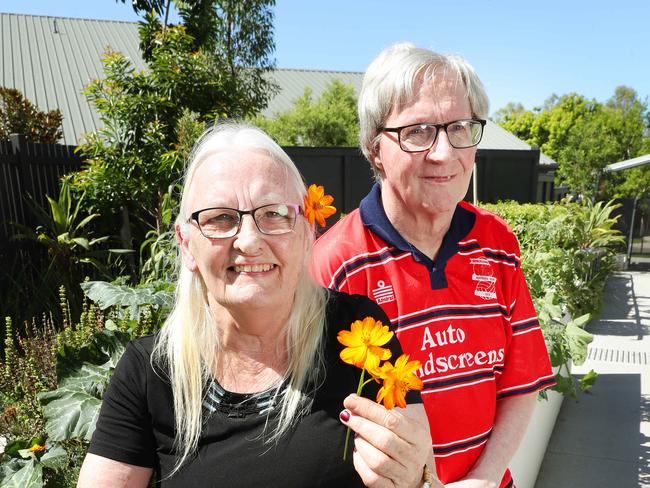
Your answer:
[311,43,555,487]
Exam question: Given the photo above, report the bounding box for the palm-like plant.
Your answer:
[11,181,128,320]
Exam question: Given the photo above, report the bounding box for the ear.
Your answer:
[176,222,198,272]
[371,148,384,176]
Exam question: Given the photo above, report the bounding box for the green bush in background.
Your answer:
[482,198,625,398]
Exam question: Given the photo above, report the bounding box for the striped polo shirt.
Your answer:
[311,184,555,487]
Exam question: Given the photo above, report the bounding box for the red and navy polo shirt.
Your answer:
[311,184,555,487]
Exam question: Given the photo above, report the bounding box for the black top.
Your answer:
[88,291,420,487]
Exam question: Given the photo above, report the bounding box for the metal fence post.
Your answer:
[625,195,639,269]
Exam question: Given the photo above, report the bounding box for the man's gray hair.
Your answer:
[358,42,489,180]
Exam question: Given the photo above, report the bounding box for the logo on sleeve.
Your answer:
[471,258,497,300]
[372,280,395,304]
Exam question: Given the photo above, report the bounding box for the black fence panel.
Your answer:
[285,146,374,218]
[0,138,543,324]
[474,148,540,204]
[0,135,83,323]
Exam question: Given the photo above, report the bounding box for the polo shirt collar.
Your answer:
[359,183,476,288]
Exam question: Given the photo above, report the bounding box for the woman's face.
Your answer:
[178,149,308,314]
[373,77,477,217]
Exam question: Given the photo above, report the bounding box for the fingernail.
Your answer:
[339,410,350,422]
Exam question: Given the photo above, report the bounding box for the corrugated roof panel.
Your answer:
[2,15,16,88]
[0,13,147,144]
[1,12,547,158]
[479,120,531,151]
[263,69,363,118]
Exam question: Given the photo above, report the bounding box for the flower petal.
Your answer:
[340,347,366,368]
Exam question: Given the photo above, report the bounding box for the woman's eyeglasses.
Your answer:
[189,203,301,239]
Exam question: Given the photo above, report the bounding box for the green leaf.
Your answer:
[80,280,173,319]
[47,195,66,230]
[37,329,131,442]
[37,387,102,442]
[0,458,25,482]
[56,329,129,385]
[3,439,28,457]
[570,313,591,329]
[552,373,577,399]
[71,237,90,250]
[39,444,68,471]
[0,458,43,488]
[74,213,99,230]
[565,322,594,365]
[579,369,598,393]
[17,448,35,459]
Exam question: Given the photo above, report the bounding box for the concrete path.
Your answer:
[535,271,650,488]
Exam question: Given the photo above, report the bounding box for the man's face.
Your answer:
[373,78,477,218]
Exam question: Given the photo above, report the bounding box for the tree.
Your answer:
[496,87,650,199]
[70,2,276,276]
[133,0,278,117]
[0,87,63,143]
[177,0,277,117]
[253,80,359,146]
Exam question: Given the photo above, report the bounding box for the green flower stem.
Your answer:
[343,368,366,461]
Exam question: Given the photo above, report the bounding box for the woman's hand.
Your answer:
[340,394,437,488]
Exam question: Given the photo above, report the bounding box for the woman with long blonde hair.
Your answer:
[78,122,434,487]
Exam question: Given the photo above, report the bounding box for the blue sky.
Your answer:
[3,0,649,116]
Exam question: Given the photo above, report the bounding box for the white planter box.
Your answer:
[509,388,564,488]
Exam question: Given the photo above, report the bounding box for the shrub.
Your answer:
[481,198,624,398]
[0,284,165,486]
[0,87,63,143]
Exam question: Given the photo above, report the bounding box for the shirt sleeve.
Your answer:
[496,259,556,399]
[88,340,156,467]
[310,233,352,294]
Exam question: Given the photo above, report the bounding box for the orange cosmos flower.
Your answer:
[303,184,336,227]
[29,443,46,454]
[337,316,393,372]
[375,354,423,410]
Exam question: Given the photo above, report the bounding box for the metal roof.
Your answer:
[1,12,549,159]
[261,68,364,118]
[604,153,650,172]
[1,12,145,145]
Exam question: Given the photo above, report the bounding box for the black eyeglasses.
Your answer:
[189,203,301,239]
[381,118,486,152]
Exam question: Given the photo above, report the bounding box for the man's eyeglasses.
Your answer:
[381,118,486,152]
[189,203,301,239]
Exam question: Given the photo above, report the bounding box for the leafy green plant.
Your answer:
[252,80,359,146]
[0,435,70,488]
[11,180,129,321]
[0,280,166,486]
[38,328,130,443]
[482,198,624,398]
[0,317,57,439]
[80,280,173,321]
[139,187,179,285]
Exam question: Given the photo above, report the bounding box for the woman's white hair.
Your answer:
[153,121,328,474]
[358,42,490,181]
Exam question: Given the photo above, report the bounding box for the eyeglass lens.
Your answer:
[400,120,483,151]
[196,204,297,238]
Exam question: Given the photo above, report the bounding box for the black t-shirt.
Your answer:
[88,291,420,487]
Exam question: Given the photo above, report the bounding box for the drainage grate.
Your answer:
[587,347,649,365]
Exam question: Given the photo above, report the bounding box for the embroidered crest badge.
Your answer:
[470,257,497,300]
